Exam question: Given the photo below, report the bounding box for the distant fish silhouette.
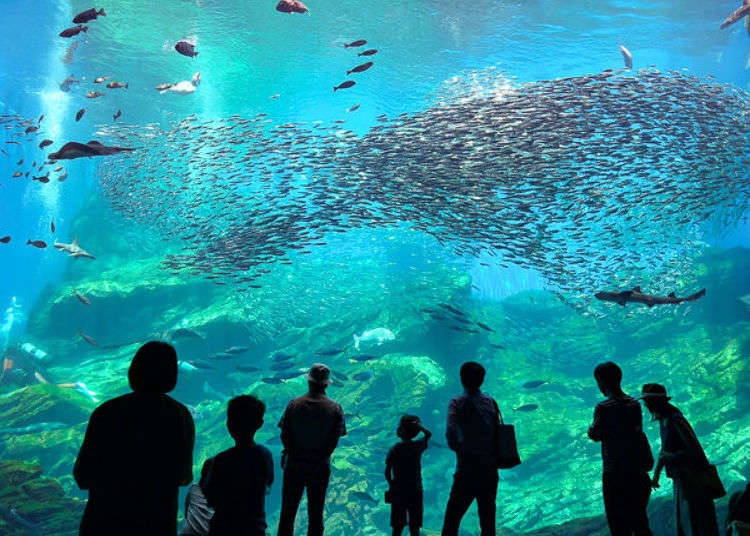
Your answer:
[276,0,309,14]
[49,141,136,160]
[595,286,706,307]
[73,8,106,24]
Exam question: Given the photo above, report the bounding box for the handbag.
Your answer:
[676,463,726,501]
[495,413,521,469]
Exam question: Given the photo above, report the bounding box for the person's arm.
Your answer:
[265,448,274,491]
[385,451,394,487]
[203,459,223,510]
[446,399,462,452]
[588,405,602,442]
[323,404,347,459]
[73,407,102,490]
[179,408,196,486]
[420,425,432,441]
[652,457,664,488]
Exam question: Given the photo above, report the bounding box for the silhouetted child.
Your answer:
[385,415,431,536]
[204,395,273,536]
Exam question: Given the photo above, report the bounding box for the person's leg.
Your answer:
[305,464,331,536]
[632,472,654,536]
[408,490,424,536]
[603,472,630,536]
[277,467,306,536]
[441,474,475,536]
[476,470,499,536]
[686,496,720,536]
[391,501,407,536]
[392,526,405,536]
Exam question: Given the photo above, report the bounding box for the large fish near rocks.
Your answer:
[595,286,706,307]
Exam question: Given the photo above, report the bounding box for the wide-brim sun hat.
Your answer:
[639,383,672,401]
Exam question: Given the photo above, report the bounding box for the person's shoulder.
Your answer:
[93,392,133,414]
[254,443,273,458]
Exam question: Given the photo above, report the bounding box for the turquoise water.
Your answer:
[0,1,749,534]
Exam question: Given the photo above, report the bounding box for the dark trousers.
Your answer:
[602,471,653,536]
[277,462,330,536]
[441,469,499,536]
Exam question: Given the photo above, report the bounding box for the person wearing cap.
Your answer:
[73,341,195,536]
[277,363,346,536]
[641,383,720,536]
[588,362,654,536]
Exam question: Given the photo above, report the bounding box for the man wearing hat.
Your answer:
[277,364,346,536]
[641,383,720,536]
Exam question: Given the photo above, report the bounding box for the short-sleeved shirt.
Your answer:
[446,389,501,472]
[204,442,273,536]
[278,392,346,465]
[589,396,645,473]
[386,437,429,492]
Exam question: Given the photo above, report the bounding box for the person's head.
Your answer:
[227,395,265,442]
[198,457,214,490]
[593,361,623,396]
[128,341,178,394]
[305,363,332,393]
[460,361,485,390]
[396,414,421,441]
[639,383,673,419]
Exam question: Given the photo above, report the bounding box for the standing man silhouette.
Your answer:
[588,362,654,536]
[74,341,195,536]
[277,364,346,536]
[442,361,503,536]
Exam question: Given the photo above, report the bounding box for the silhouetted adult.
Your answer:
[180,458,215,536]
[642,384,720,536]
[277,364,346,536]
[204,395,274,536]
[588,362,654,536]
[442,361,502,536]
[727,483,750,535]
[73,341,195,536]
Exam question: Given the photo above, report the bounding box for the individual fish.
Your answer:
[155,83,173,91]
[522,380,548,389]
[276,0,309,14]
[619,44,633,70]
[12,172,22,178]
[315,347,343,356]
[344,39,367,48]
[49,141,136,160]
[50,220,55,233]
[594,286,706,307]
[53,237,95,259]
[352,371,373,381]
[346,61,373,75]
[358,49,377,56]
[353,327,394,350]
[26,239,47,248]
[236,365,260,372]
[514,404,539,412]
[73,7,106,23]
[57,172,68,182]
[169,327,203,340]
[78,330,98,347]
[113,109,121,121]
[185,359,214,370]
[59,74,83,92]
[73,289,91,305]
[59,26,87,38]
[349,354,379,362]
[720,1,750,29]
[208,352,235,360]
[274,370,304,380]
[347,104,360,112]
[39,139,53,149]
[331,370,348,381]
[261,377,283,384]
[333,81,355,92]
[94,76,110,83]
[0,236,10,243]
[106,81,128,89]
[16,159,23,165]
[271,361,295,371]
[24,125,38,134]
[349,491,377,504]
[475,322,494,332]
[175,41,199,57]
[225,345,249,354]
[86,91,105,98]
[272,353,295,361]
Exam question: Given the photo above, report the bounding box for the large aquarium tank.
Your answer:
[1,0,749,534]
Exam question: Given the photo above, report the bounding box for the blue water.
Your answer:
[1,0,749,534]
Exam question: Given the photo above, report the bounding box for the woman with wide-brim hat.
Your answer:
[641,383,721,536]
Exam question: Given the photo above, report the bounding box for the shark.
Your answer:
[595,286,706,307]
[53,237,95,259]
[48,140,136,161]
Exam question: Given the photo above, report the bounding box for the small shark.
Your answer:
[48,140,136,161]
[595,286,706,307]
[53,237,95,259]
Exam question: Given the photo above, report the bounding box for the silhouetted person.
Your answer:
[385,415,432,536]
[74,341,195,536]
[587,362,654,536]
[180,458,215,536]
[642,384,720,536]
[442,361,502,536]
[727,483,750,535]
[277,364,346,536]
[204,395,274,536]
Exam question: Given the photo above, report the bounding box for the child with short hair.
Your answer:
[385,415,432,536]
[204,395,273,536]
